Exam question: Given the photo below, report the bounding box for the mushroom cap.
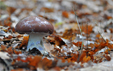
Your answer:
[15,16,54,34]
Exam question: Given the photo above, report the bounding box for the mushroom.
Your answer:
[15,16,54,55]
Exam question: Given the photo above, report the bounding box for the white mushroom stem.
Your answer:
[26,33,48,55]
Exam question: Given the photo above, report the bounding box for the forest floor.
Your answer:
[0,0,113,71]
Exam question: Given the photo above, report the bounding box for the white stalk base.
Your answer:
[26,33,48,55]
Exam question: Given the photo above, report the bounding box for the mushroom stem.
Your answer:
[26,33,47,55]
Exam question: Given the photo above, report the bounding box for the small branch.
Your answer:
[73,8,84,53]
[75,12,82,34]
[98,31,106,42]
[73,8,84,62]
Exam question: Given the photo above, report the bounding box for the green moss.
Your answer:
[55,22,63,26]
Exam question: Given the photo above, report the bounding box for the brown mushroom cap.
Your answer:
[15,16,54,34]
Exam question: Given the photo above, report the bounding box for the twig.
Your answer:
[73,8,84,62]
[98,31,106,42]
[73,8,84,53]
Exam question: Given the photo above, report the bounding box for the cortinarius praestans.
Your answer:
[15,16,54,55]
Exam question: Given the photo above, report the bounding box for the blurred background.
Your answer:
[0,0,113,30]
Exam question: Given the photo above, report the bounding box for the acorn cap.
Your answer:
[15,16,54,34]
